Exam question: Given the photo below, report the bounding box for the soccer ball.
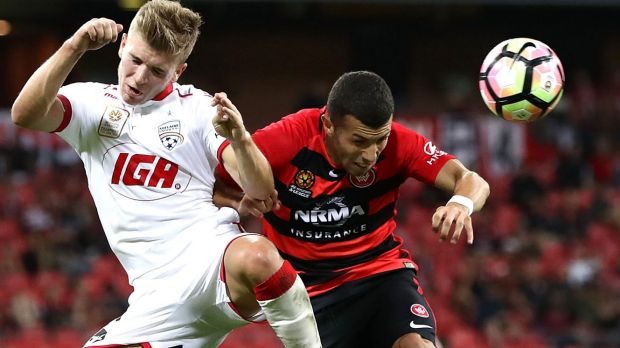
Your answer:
[479,38,564,122]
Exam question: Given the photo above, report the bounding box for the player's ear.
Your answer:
[172,63,187,83]
[118,33,128,59]
[322,114,334,136]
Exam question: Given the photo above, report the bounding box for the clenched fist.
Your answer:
[67,18,123,53]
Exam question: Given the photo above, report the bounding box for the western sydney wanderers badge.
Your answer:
[98,106,129,138]
[158,120,184,150]
[348,168,376,188]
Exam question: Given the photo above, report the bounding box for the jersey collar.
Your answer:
[152,83,174,101]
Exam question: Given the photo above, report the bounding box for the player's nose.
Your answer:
[360,145,378,164]
[134,65,149,85]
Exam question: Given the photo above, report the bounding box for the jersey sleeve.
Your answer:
[200,95,226,161]
[56,82,104,151]
[392,122,455,184]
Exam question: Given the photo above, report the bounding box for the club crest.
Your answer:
[348,168,376,188]
[410,304,430,318]
[159,120,184,150]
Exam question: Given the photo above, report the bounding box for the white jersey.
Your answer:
[57,82,235,285]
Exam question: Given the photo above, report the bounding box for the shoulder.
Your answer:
[170,84,216,119]
[389,120,426,142]
[391,120,420,134]
[172,84,213,104]
[271,107,323,134]
[286,107,322,123]
[381,120,431,161]
[59,82,114,97]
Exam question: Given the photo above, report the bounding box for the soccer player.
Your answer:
[216,71,490,348]
[10,1,321,347]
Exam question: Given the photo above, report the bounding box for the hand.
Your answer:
[211,92,249,143]
[238,190,281,218]
[431,203,474,244]
[67,18,124,53]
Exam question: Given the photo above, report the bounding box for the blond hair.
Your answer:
[129,0,203,62]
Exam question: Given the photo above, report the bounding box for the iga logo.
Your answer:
[111,153,178,187]
[103,143,191,201]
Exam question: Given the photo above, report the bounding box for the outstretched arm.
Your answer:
[11,18,123,132]
[431,159,490,244]
[212,93,275,201]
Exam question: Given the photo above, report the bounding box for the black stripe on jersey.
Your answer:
[276,174,405,210]
[291,147,344,181]
[280,235,401,286]
[264,201,396,243]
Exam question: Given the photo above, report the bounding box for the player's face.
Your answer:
[324,114,392,176]
[117,33,186,105]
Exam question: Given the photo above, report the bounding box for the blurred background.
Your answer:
[1,0,620,347]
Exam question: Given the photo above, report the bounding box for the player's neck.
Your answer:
[322,136,342,169]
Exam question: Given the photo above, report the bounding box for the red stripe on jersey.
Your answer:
[303,243,417,297]
[53,94,72,133]
[217,139,230,165]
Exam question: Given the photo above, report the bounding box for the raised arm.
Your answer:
[212,93,275,201]
[431,159,491,244]
[11,18,123,132]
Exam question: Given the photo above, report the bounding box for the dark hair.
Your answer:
[326,71,394,128]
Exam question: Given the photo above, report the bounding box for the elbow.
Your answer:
[11,102,32,128]
[475,173,491,206]
[482,177,491,200]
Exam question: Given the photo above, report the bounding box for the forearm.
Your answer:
[12,41,84,128]
[213,175,243,210]
[229,134,274,200]
[452,171,490,212]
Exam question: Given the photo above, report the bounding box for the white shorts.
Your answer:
[84,210,266,348]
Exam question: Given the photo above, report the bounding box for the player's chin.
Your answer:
[348,164,372,176]
[121,93,145,105]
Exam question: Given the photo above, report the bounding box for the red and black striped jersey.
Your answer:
[218,108,454,297]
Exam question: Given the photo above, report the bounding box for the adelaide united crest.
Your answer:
[158,120,184,150]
